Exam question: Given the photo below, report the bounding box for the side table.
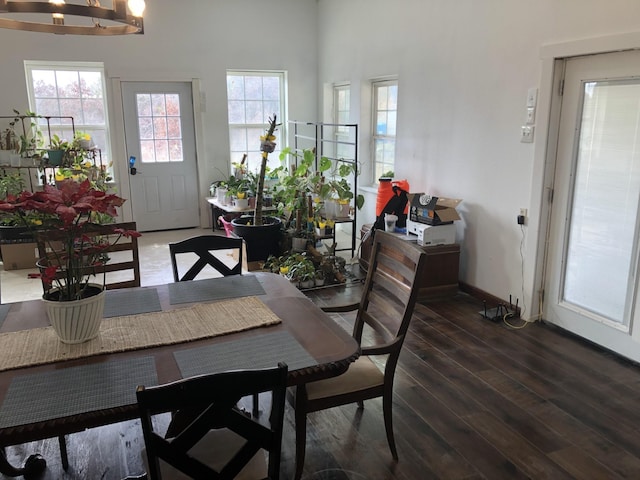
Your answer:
[360,224,460,301]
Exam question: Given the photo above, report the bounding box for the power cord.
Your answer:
[503,224,529,329]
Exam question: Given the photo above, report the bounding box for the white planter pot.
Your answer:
[292,237,307,252]
[43,285,106,344]
[233,198,249,209]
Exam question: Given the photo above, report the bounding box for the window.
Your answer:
[372,80,398,181]
[334,84,351,159]
[24,61,112,170]
[226,71,286,173]
[135,93,183,163]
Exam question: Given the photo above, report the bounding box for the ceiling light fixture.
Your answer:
[0,0,145,35]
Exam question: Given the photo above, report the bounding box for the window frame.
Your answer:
[372,79,398,182]
[226,70,287,174]
[24,60,113,176]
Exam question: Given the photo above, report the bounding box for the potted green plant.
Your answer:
[47,134,70,167]
[231,115,283,262]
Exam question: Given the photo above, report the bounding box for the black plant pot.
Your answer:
[0,225,34,242]
[231,216,283,262]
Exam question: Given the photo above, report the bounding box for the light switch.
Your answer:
[526,88,538,107]
[526,106,536,124]
[521,125,534,143]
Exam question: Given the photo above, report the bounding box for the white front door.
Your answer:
[544,50,640,362]
[121,82,199,232]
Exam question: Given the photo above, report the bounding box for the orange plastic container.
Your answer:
[376,178,410,216]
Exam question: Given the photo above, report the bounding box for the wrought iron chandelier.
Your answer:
[0,0,145,35]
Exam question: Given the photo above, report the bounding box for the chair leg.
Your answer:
[294,406,307,480]
[252,392,259,417]
[382,389,398,461]
[58,435,69,470]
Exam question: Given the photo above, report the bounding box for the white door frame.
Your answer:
[523,32,640,323]
[108,77,207,227]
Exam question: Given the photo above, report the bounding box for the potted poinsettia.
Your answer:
[0,179,140,343]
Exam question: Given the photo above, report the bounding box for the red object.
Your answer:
[219,214,235,237]
[376,178,410,216]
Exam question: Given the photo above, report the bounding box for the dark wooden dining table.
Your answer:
[0,272,360,477]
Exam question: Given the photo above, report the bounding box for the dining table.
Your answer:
[0,272,360,477]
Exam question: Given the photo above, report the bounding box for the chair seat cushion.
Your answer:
[306,355,384,401]
[144,428,267,479]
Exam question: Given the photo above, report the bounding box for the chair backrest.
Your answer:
[169,235,243,282]
[35,221,141,290]
[355,230,427,367]
[136,363,288,480]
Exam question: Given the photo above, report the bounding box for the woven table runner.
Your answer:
[0,296,281,372]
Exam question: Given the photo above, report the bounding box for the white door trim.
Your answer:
[108,77,207,227]
[525,31,640,322]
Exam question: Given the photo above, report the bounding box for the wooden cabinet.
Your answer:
[359,224,460,301]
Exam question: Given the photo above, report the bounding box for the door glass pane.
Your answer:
[563,80,640,324]
[136,93,183,163]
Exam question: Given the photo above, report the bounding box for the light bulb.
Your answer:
[49,0,65,25]
[127,0,145,17]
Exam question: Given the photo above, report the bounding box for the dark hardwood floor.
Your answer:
[4,285,640,479]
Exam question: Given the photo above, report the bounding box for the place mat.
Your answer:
[175,331,316,378]
[103,287,162,318]
[0,356,157,429]
[0,296,281,372]
[168,275,265,305]
[0,304,10,329]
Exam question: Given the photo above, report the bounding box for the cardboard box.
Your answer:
[406,220,456,246]
[1,242,38,270]
[409,193,462,225]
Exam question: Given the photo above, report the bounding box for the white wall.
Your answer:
[317,0,640,313]
[0,0,318,227]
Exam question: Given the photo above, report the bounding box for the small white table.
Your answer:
[206,197,276,231]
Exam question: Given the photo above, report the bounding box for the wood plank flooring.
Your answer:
[4,288,640,479]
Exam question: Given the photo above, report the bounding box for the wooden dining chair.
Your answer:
[35,221,141,291]
[35,221,140,470]
[287,229,427,479]
[136,363,288,480]
[169,235,243,282]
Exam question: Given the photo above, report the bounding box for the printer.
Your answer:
[406,219,456,246]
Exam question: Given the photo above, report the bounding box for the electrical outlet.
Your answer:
[520,208,527,217]
[517,208,526,225]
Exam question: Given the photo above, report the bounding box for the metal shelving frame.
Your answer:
[289,120,359,257]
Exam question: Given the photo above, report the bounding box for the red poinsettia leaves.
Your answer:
[113,228,142,238]
[2,178,141,301]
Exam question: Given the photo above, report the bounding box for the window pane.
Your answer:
[79,71,102,98]
[154,139,169,162]
[138,118,153,140]
[56,71,79,99]
[376,112,387,135]
[377,87,388,109]
[263,77,280,101]
[564,80,640,323]
[32,70,56,97]
[165,94,180,116]
[140,140,155,163]
[229,128,248,151]
[59,99,83,123]
[228,101,245,124]
[387,111,397,136]
[83,99,105,124]
[137,94,152,116]
[167,117,182,139]
[153,117,167,139]
[245,77,263,100]
[227,76,244,100]
[151,94,166,116]
[245,101,263,124]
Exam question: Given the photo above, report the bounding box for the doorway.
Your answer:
[543,50,640,362]
[121,82,200,232]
